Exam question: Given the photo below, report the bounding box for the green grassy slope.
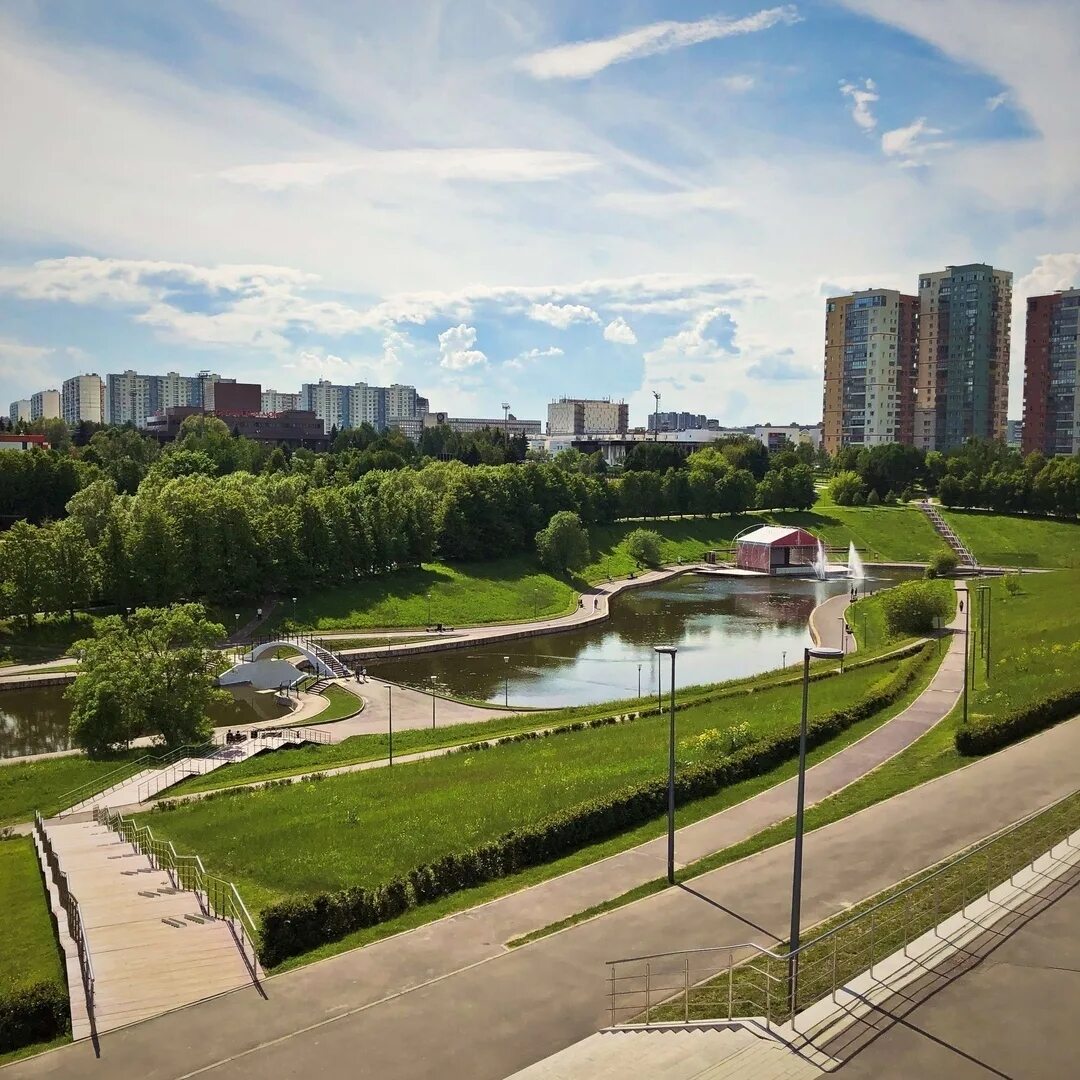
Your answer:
[940,509,1080,568]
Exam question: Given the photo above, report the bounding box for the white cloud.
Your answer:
[217,148,599,190]
[527,302,602,329]
[720,74,756,93]
[881,117,951,165]
[839,78,879,131]
[598,187,740,216]
[985,91,1009,111]
[519,5,800,80]
[437,324,487,370]
[745,349,817,381]
[505,345,564,370]
[603,317,638,345]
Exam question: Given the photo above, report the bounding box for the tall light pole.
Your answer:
[957,586,970,727]
[652,390,661,442]
[838,617,846,673]
[637,662,642,699]
[388,685,393,765]
[427,588,433,627]
[503,655,510,707]
[654,646,678,884]
[430,674,437,729]
[789,645,844,1015]
[502,401,510,428]
[977,584,991,683]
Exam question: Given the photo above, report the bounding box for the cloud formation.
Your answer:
[881,117,950,165]
[745,349,816,380]
[527,302,602,329]
[840,78,879,131]
[519,6,800,80]
[437,324,487,370]
[603,317,638,344]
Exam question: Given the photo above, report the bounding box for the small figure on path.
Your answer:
[959,599,964,613]
[593,597,599,610]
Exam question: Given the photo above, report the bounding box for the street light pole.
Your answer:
[430,674,437,729]
[503,655,509,707]
[654,646,678,884]
[977,585,991,683]
[388,685,393,765]
[789,644,844,1015]
[637,662,642,699]
[957,586,970,727]
[838,617,845,673]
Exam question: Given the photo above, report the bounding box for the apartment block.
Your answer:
[104,370,228,427]
[914,264,1012,451]
[546,397,629,436]
[1022,288,1080,456]
[61,374,105,425]
[30,389,61,421]
[261,389,301,413]
[822,290,917,455]
[299,380,425,434]
[8,399,31,423]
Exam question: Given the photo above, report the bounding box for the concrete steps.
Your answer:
[504,1026,824,1079]
[42,817,257,1037]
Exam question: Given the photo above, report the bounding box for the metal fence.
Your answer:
[34,812,95,1021]
[94,806,261,978]
[607,788,1080,1030]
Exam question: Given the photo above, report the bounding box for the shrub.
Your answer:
[925,549,959,579]
[866,489,881,507]
[535,511,590,573]
[626,528,663,567]
[828,471,864,506]
[955,685,1080,755]
[0,981,69,1054]
[850,490,866,507]
[1004,574,1022,596]
[900,487,915,503]
[879,579,954,635]
[257,645,931,966]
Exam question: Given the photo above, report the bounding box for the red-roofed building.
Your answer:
[0,433,49,452]
[735,525,821,575]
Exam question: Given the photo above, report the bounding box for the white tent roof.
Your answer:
[736,525,807,545]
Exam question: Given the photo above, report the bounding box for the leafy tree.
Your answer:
[626,528,663,567]
[624,442,684,473]
[65,478,117,547]
[828,470,864,506]
[925,549,959,578]
[45,518,100,621]
[0,520,47,629]
[879,580,954,635]
[535,511,590,573]
[68,604,228,756]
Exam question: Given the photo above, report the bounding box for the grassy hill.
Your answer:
[940,509,1080,569]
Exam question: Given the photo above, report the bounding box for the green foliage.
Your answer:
[625,528,663,567]
[67,604,228,755]
[756,464,816,511]
[925,548,959,578]
[939,509,1080,569]
[1004,573,1022,595]
[878,579,955,635]
[0,838,68,1053]
[865,489,880,507]
[0,447,83,525]
[956,686,1080,756]
[828,471,864,506]
[535,511,590,573]
[249,647,928,965]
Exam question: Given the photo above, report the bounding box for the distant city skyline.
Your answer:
[1,3,1078,432]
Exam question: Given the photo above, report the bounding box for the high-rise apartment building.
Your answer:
[104,370,227,426]
[30,389,61,421]
[822,289,918,455]
[261,389,301,413]
[546,397,629,435]
[914,264,1012,451]
[299,381,425,434]
[62,374,105,424]
[8,399,32,423]
[1022,288,1080,456]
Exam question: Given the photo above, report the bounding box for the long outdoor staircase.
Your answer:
[33,809,259,1039]
[60,726,332,815]
[918,500,978,568]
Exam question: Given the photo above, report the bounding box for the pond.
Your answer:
[371,570,915,709]
[0,684,291,760]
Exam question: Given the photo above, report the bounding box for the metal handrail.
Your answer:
[34,812,96,1020]
[607,787,1079,1029]
[94,806,261,972]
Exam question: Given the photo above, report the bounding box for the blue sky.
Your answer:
[2,0,1078,425]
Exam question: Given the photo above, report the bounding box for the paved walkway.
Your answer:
[810,592,855,654]
[11,715,1078,1080]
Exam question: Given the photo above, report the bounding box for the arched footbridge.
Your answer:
[246,636,352,678]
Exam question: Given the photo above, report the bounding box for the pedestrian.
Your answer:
[593,597,598,610]
[362,666,368,683]
[959,599,964,613]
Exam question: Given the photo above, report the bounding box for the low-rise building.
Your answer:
[421,412,542,437]
[144,406,330,448]
[0,433,50,452]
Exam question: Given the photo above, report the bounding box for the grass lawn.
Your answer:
[0,751,143,828]
[941,509,1080,569]
[848,578,955,653]
[0,615,94,668]
[143,655,916,915]
[0,837,67,1053]
[314,685,363,722]
[968,569,1080,721]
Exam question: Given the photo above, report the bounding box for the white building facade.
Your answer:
[30,389,61,421]
[62,374,105,424]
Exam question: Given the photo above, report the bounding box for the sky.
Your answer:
[2,0,1079,427]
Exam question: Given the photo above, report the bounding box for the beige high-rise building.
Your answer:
[822,290,918,456]
[62,374,105,425]
[30,389,61,421]
[546,397,628,435]
[914,264,1012,450]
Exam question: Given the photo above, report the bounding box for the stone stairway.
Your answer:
[918,501,977,568]
[505,1026,824,1079]
[39,816,257,1036]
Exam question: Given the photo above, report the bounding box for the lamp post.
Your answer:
[637,662,642,699]
[782,650,787,669]
[430,674,437,729]
[838,617,846,673]
[957,586,970,727]
[977,584,991,683]
[427,588,433,626]
[789,645,844,1015]
[503,655,510,707]
[654,646,678,884]
[388,685,393,765]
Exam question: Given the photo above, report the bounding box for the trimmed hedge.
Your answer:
[258,644,932,967]
[0,981,68,1054]
[955,685,1080,756]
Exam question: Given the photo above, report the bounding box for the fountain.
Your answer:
[812,540,828,581]
[848,541,866,582]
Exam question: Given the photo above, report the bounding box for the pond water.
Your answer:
[371,570,916,709]
[0,684,291,760]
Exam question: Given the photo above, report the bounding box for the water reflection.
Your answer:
[372,571,913,709]
[0,684,291,759]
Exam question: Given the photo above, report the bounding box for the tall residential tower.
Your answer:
[1022,288,1080,456]
[822,289,918,456]
[914,264,1012,451]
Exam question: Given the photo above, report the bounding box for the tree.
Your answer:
[535,511,590,573]
[45,518,100,621]
[68,604,228,756]
[879,580,954,635]
[0,520,47,630]
[623,442,684,473]
[626,528,663,567]
[828,471,864,506]
[925,548,959,578]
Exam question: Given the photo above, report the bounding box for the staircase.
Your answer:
[307,639,351,677]
[506,1026,824,1079]
[33,814,257,1037]
[919,501,977,568]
